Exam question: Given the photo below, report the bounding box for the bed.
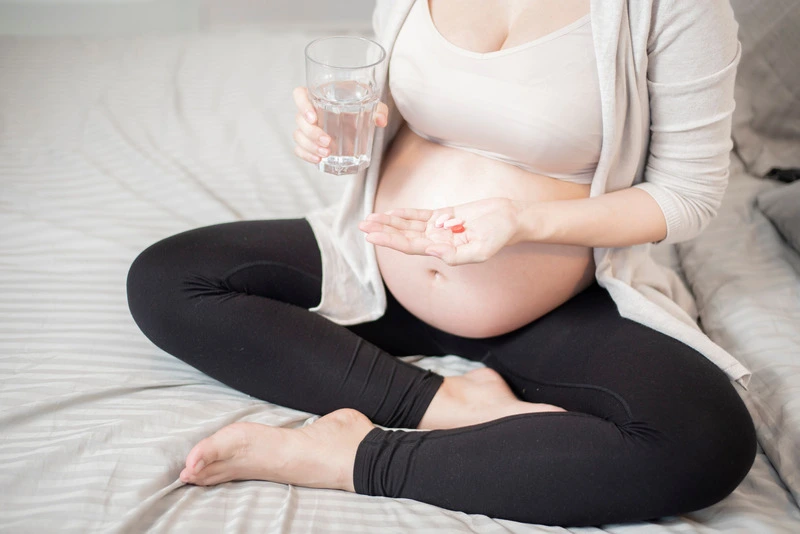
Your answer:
[2,2,799,532]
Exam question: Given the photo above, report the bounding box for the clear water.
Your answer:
[310,81,379,175]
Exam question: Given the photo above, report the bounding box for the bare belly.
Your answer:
[374,125,596,338]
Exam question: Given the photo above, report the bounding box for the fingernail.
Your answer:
[317,147,329,156]
[305,111,316,124]
[193,460,206,473]
[319,135,330,147]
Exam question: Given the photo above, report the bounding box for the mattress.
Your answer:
[1,29,799,533]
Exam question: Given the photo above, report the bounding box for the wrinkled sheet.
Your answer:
[679,155,800,508]
[1,30,799,533]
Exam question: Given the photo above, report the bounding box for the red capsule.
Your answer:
[450,224,465,233]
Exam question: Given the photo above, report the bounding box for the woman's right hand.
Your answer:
[292,86,389,165]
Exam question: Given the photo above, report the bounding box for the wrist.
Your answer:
[508,200,526,245]
[511,200,556,244]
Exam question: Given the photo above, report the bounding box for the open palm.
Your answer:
[357,197,520,265]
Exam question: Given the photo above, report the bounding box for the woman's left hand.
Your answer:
[358,197,523,266]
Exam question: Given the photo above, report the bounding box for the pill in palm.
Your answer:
[434,214,451,228]
[443,218,464,229]
[450,224,465,233]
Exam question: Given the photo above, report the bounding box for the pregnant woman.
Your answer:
[127,0,757,526]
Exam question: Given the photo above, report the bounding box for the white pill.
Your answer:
[443,218,465,229]
[434,214,451,228]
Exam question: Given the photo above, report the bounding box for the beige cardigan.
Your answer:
[306,0,750,385]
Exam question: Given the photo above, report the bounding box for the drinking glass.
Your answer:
[305,36,387,175]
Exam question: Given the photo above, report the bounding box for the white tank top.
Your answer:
[389,0,603,184]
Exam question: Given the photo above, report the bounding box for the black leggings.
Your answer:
[126,218,756,527]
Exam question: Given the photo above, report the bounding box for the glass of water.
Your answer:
[305,36,387,175]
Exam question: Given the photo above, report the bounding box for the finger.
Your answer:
[293,129,330,158]
[294,145,321,165]
[295,113,332,148]
[357,220,408,236]
[363,225,429,245]
[292,86,318,124]
[382,207,438,223]
[374,102,389,127]
[365,231,432,255]
[364,212,428,232]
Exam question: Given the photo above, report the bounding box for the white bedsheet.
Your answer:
[678,155,800,508]
[1,29,799,533]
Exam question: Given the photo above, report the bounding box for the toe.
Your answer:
[180,466,202,485]
[191,460,237,486]
[179,467,191,483]
[185,423,250,475]
[185,441,213,475]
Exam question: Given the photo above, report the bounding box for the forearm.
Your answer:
[513,187,668,248]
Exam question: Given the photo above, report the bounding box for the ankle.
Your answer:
[417,376,464,429]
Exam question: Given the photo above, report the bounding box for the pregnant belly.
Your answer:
[374,125,596,338]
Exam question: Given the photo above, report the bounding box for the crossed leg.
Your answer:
[176,283,756,526]
[178,365,559,490]
[127,219,755,526]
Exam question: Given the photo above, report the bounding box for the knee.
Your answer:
[707,394,758,501]
[126,230,198,340]
[660,389,757,513]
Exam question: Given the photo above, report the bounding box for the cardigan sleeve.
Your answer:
[633,0,741,244]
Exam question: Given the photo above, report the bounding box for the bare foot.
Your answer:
[418,367,565,430]
[179,408,375,492]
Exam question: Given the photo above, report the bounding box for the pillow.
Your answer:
[756,180,800,255]
[729,0,800,176]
